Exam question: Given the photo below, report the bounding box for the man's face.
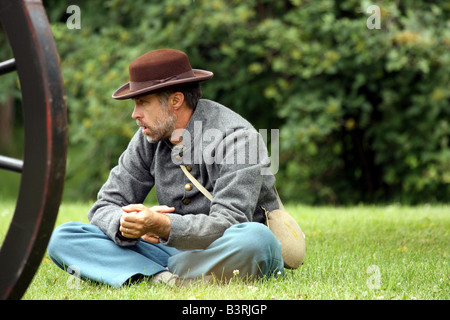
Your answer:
[132,94,177,143]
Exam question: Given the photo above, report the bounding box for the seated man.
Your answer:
[48,49,289,287]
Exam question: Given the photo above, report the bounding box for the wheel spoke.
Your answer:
[0,58,16,75]
[0,155,23,173]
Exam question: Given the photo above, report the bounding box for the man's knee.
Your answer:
[227,222,281,258]
[47,222,89,264]
[226,222,284,277]
[48,222,71,258]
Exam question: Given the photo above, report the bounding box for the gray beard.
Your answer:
[141,111,177,143]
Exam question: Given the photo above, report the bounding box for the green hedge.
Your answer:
[24,0,448,203]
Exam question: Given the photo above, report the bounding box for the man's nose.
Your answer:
[132,106,141,119]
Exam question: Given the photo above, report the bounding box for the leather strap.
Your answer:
[180,165,213,201]
[273,186,285,211]
[179,165,284,210]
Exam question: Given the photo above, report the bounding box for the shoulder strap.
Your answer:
[180,165,284,210]
[273,186,285,211]
[180,165,213,201]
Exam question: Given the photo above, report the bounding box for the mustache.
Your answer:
[136,120,148,128]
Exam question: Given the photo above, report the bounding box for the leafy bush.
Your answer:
[35,0,450,203]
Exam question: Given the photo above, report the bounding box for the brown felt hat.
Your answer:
[112,49,213,100]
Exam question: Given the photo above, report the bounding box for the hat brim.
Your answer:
[112,69,213,100]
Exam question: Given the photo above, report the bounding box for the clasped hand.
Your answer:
[119,204,174,243]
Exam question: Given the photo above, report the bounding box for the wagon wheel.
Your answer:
[0,0,67,300]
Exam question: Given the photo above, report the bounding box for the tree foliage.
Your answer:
[18,0,448,203]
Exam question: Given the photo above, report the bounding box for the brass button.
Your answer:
[185,166,192,172]
[182,198,191,205]
[185,183,193,191]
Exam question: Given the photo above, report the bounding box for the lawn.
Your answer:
[0,200,448,300]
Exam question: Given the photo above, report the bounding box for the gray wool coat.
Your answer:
[88,99,279,250]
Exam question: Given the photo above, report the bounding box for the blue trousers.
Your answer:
[47,221,284,288]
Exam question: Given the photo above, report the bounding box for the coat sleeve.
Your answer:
[161,128,273,249]
[87,130,155,246]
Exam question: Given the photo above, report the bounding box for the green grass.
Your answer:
[1,200,448,300]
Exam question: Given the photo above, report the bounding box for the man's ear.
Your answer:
[170,92,185,110]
